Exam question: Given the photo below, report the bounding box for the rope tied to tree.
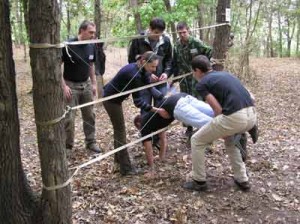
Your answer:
[35,106,71,126]
[210,57,226,66]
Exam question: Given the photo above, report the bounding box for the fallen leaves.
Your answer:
[15,47,300,224]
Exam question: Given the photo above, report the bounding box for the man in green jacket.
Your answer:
[172,21,212,137]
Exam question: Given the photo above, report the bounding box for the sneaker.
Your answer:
[248,124,259,143]
[182,180,208,191]
[86,143,102,153]
[234,133,248,162]
[234,179,251,191]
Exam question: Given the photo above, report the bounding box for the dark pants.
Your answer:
[103,100,132,172]
[64,80,96,147]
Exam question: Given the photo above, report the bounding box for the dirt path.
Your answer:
[14,47,300,223]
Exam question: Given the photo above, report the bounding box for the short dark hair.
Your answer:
[78,20,95,34]
[149,17,166,31]
[176,21,189,30]
[191,55,212,73]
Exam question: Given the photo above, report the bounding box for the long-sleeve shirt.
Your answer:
[128,32,172,77]
[103,63,163,111]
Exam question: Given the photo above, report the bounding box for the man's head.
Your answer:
[148,17,166,41]
[191,55,212,80]
[176,22,190,43]
[139,51,159,73]
[78,20,96,40]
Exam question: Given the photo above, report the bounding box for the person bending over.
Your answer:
[103,51,169,176]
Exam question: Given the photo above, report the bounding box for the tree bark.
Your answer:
[212,0,231,71]
[130,0,143,33]
[0,1,38,223]
[163,0,177,43]
[28,0,72,223]
[94,0,102,38]
[197,3,204,40]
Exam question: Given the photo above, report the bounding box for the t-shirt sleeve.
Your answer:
[196,80,210,99]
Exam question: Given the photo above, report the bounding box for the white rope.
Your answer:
[43,121,179,191]
[71,72,191,110]
[30,23,230,49]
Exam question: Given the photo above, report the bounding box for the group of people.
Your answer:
[61,18,258,192]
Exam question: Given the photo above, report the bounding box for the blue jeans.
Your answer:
[173,95,214,128]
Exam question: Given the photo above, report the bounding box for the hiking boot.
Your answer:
[234,133,248,162]
[182,180,208,191]
[234,179,251,191]
[86,143,102,153]
[248,124,259,143]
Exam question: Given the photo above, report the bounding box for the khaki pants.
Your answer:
[191,107,257,182]
[64,80,96,147]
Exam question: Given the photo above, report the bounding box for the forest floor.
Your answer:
[14,46,300,224]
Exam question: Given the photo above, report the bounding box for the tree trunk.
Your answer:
[267,12,275,57]
[94,0,102,38]
[212,0,231,71]
[130,0,143,33]
[28,0,72,223]
[197,3,204,40]
[163,0,177,43]
[0,1,38,223]
[277,1,283,57]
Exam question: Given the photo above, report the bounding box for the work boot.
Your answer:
[182,180,208,191]
[234,179,251,191]
[86,143,102,153]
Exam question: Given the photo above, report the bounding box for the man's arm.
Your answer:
[161,38,173,79]
[205,93,222,116]
[195,38,212,59]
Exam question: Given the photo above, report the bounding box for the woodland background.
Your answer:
[0,0,300,223]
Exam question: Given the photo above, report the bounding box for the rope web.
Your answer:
[28,23,230,190]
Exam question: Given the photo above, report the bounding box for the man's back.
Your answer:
[196,71,254,115]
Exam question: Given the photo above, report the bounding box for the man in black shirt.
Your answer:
[183,55,257,192]
[62,20,101,153]
[136,93,214,173]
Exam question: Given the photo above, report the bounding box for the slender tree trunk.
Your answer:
[163,0,177,43]
[277,1,283,57]
[130,0,143,33]
[28,0,72,223]
[267,13,275,57]
[197,3,204,40]
[212,0,231,71]
[94,0,102,38]
[0,1,38,223]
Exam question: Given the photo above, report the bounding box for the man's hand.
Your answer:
[151,73,159,82]
[159,73,168,81]
[156,108,171,119]
[63,85,72,102]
